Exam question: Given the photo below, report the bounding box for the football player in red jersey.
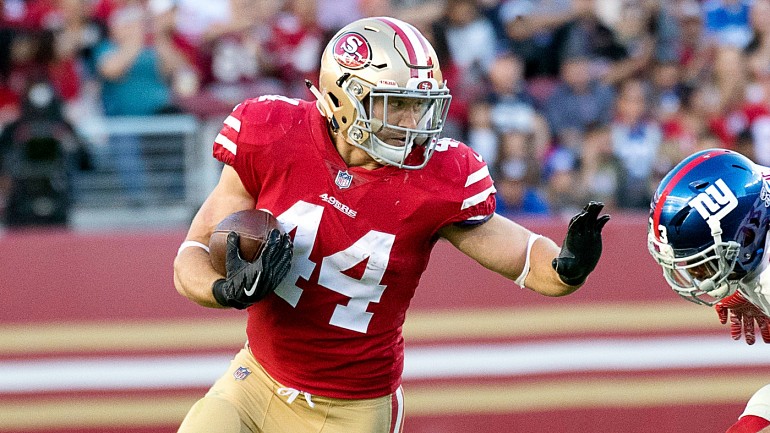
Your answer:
[173,16,610,433]
[647,149,770,433]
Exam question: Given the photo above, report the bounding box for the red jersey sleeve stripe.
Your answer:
[465,166,490,187]
[214,133,237,156]
[462,185,497,210]
[726,415,770,433]
[223,115,241,132]
[213,103,246,159]
[219,118,240,143]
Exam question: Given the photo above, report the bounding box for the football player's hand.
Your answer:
[212,230,293,309]
[552,201,610,286]
[715,291,770,345]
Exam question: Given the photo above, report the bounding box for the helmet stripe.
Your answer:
[651,149,731,240]
[377,17,429,78]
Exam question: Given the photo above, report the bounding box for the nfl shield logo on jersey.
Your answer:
[335,170,353,189]
[233,366,251,381]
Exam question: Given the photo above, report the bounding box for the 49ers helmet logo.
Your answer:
[333,32,371,69]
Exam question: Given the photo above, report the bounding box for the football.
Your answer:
[209,209,284,275]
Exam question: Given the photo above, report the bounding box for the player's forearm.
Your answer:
[173,247,226,309]
[523,236,581,297]
[439,216,578,296]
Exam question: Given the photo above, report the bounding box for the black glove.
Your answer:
[552,201,610,286]
[212,229,293,309]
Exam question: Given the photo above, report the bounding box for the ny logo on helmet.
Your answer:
[688,178,738,222]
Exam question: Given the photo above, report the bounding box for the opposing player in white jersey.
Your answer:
[647,149,770,432]
[173,16,610,433]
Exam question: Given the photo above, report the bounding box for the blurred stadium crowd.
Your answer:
[1,0,770,223]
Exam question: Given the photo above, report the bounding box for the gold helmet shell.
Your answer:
[316,17,451,169]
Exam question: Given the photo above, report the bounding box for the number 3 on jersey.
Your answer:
[273,201,395,333]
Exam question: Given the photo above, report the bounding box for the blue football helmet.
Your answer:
[648,149,770,305]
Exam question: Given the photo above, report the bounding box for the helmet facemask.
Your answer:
[343,76,451,169]
[648,222,740,305]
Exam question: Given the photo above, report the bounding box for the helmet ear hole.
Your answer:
[671,207,689,228]
[741,228,755,247]
[327,92,340,107]
[341,116,348,123]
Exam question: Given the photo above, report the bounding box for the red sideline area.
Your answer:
[1,213,766,433]
[0,213,682,321]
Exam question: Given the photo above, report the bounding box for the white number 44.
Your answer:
[273,201,394,333]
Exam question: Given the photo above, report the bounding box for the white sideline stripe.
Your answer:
[214,133,237,155]
[461,185,496,210]
[0,354,230,393]
[405,337,770,379]
[465,166,489,187]
[2,337,770,393]
[223,115,241,132]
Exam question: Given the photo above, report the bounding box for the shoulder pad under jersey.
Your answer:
[213,95,306,165]
[428,137,496,222]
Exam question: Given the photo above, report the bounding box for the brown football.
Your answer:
[209,209,284,276]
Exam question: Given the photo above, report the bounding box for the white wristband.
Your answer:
[514,233,541,289]
[177,240,210,256]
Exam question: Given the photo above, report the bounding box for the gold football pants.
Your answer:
[177,347,404,433]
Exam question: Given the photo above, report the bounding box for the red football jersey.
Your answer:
[726,415,770,433]
[213,96,496,399]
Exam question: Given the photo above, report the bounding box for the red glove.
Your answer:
[715,291,770,345]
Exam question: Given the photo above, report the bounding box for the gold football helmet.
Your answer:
[314,17,451,169]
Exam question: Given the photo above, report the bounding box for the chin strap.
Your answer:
[305,80,335,122]
[707,218,724,242]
